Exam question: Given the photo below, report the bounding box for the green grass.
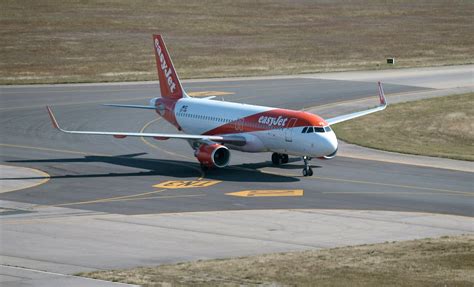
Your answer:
[1,0,473,84]
[333,93,474,161]
[80,234,474,287]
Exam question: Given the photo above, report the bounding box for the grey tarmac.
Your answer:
[0,66,473,285]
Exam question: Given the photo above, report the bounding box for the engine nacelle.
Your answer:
[195,143,230,168]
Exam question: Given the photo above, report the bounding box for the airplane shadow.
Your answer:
[5,153,300,183]
[238,157,322,171]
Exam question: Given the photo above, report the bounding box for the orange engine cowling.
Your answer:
[195,143,230,168]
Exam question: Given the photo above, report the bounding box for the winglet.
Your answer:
[325,82,388,125]
[46,106,60,130]
[378,81,387,106]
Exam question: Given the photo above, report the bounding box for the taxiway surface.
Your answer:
[1,66,473,286]
[1,72,473,217]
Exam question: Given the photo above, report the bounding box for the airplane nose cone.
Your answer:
[323,131,338,156]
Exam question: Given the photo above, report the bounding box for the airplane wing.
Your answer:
[46,106,246,145]
[326,82,387,125]
[102,104,157,109]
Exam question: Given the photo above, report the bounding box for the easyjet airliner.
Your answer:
[47,35,387,176]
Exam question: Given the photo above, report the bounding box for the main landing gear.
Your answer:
[302,156,313,177]
[271,153,289,165]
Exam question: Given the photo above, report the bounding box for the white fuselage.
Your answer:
[173,97,338,157]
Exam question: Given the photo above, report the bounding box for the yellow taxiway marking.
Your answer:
[259,169,471,196]
[139,117,205,180]
[311,176,473,196]
[0,165,50,194]
[2,194,206,225]
[226,189,304,197]
[321,191,470,196]
[139,118,192,160]
[0,96,154,111]
[0,143,107,156]
[91,193,204,203]
[48,189,167,207]
[187,91,234,97]
[154,180,221,189]
[300,89,431,112]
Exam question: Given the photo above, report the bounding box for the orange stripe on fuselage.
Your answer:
[203,109,327,135]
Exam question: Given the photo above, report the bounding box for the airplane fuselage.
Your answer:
[158,97,339,158]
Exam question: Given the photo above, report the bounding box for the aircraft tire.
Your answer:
[302,168,308,176]
[272,153,281,165]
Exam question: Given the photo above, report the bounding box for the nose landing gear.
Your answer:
[271,153,313,176]
[302,156,313,177]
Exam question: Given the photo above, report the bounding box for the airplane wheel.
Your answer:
[302,168,308,177]
[282,154,289,164]
[272,153,281,165]
[308,167,313,176]
[200,163,209,171]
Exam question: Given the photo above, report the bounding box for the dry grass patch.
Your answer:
[80,234,474,286]
[1,0,473,84]
[333,93,474,161]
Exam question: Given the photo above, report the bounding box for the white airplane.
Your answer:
[47,34,387,176]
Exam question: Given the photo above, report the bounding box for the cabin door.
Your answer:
[284,118,298,142]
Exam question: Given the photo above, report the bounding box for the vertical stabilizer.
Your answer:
[153,35,187,99]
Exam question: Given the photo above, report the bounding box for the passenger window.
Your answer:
[302,127,308,133]
[306,126,314,133]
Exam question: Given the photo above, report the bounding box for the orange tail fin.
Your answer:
[153,35,187,100]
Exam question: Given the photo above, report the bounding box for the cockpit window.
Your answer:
[302,126,332,133]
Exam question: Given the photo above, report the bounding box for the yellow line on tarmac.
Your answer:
[3,78,372,110]
[139,118,205,180]
[0,96,153,111]
[301,89,431,112]
[0,165,50,193]
[88,193,205,204]
[1,195,198,225]
[322,191,472,197]
[48,189,167,207]
[257,168,470,196]
[139,118,191,160]
[0,143,107,156]
[311,176,472,196]
[2,87,157,95]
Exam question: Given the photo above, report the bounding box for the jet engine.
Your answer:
[195,143,231,168]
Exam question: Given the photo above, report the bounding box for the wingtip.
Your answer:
[46,106,60,130]
[377,81,387,106]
